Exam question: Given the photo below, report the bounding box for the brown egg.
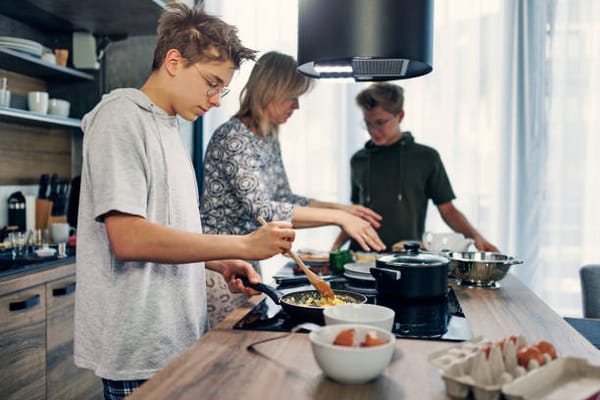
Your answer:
[533,340,557,359]
[333,328,355,347]
[517,346,545,368]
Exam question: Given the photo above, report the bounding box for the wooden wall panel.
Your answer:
[0,68,46,95]
[0,121,71,184]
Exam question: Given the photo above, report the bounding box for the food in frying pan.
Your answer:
[333,328,390,347]
[285,292,357,307]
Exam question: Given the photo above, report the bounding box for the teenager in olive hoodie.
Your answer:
[333,83,498,252]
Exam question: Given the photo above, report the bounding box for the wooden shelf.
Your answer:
[0,106,81,128]
[0,0,167,37]
[0,48,94,81]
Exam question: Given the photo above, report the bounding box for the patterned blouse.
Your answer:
[200,118,310,235]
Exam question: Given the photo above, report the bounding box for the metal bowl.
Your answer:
[446,251,523,288]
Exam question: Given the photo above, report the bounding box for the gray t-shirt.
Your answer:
[74,88,206,380]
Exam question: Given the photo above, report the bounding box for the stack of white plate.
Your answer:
[343,262,376,282]
[0,36,43,57]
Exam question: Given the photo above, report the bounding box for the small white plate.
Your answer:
[344,262,374,276]
[343,270,376,282]
[35,247,57,257]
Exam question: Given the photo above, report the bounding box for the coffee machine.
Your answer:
[7,191,26,232]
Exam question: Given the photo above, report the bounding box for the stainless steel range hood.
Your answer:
[297,0,434,81]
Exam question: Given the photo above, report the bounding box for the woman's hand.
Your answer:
[244,220,295,260]
[206,259,262,296]
[340,204,383,229]
[338,213,386,252]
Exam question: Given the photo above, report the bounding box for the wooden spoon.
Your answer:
[257,216,335,300]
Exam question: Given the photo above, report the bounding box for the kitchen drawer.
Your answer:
[46,276,101,400]
[0,284,46,400]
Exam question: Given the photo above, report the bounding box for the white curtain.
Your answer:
[202,0,600,316]
[537,0,600,316]
[203,0,365,250]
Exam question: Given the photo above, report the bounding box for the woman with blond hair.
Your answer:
[201,51,384,324]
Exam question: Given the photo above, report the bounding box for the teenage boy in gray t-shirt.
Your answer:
[74,3,295,398]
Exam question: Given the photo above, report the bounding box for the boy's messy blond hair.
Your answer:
[152,2,256,70]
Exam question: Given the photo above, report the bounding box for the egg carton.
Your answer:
[428,336,555,400]
[502,356,600,399]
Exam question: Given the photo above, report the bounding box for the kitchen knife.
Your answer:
[48,174,59,215]
[60,181,71,215]
[37,174,49,199]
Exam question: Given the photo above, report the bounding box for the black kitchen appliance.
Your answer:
[234,276,473,342]
[7,191,26,232]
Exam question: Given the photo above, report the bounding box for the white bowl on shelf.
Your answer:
[48,98,70,117]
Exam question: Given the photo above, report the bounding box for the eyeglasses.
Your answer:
[361,117,395,130]
[191,63,230,98]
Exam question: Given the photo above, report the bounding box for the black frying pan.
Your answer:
[241,278,367,324]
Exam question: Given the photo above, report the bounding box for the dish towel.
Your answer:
[564,317,600,350]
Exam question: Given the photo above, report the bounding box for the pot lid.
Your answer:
[376,241,448,267]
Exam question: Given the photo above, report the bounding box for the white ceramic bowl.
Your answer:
[309,323,396,384]
[323,303,395,331]
[48,98,70,117]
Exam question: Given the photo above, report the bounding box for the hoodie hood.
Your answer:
[82,88,175,132]
[364,131,415,152]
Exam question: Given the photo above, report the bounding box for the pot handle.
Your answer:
[370,267,402,281]
[240,277,283,304]
[506,259,524,266]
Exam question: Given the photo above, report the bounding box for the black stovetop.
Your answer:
[233,278,473,342]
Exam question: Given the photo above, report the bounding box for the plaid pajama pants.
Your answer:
[102,378,147,400]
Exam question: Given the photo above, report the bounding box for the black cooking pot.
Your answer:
[241,278,367,324]
[371,241,449,299]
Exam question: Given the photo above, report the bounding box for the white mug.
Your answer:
[50,222,70,243]
[0,89,10,107]
[27,91,49,114]
[422,231,474,253]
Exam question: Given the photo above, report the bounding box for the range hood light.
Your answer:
[298,0,434,82]
[314,63,354,75]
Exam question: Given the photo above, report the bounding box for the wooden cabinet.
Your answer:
[0,284,47,400]
[0,263,102,400]
[46,276,100,400]
[0,1,166,185]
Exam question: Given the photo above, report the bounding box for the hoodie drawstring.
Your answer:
[150,104,172,226]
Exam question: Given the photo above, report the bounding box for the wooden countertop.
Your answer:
[129,274,600,400]
[0,256,75,296]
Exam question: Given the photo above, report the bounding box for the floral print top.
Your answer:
[200,118,310,235]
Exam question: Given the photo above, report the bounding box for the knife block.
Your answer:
[36,199,67,230]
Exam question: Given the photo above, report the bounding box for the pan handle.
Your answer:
[240,277,284,304]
